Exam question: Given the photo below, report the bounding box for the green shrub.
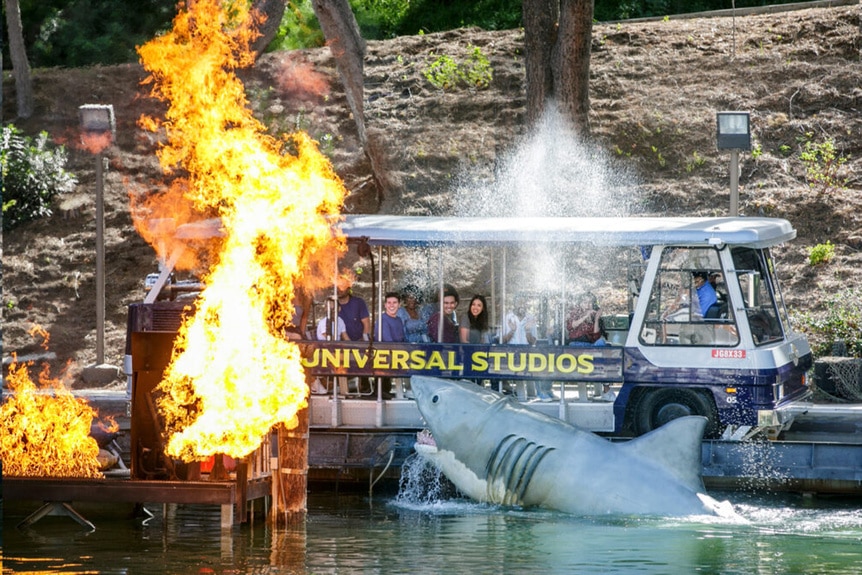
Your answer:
[423,45,492,90]
[424,54,460,89]
[1,125,77,232]
[799,136,848,196]
[807,241,835,266]
[796,288,862,358]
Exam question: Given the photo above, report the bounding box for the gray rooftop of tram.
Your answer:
[336,215,796,248]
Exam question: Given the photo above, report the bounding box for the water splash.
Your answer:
[452,102,640,219]
[734,439,790,491]
[395,453,461,507]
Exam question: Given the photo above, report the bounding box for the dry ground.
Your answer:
[2,4,860,387]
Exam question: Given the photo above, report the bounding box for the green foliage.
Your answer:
[796,288,862,358]
[424,55,460,89]
[423,45,492,90]
[798,135,849,196]
[25,0,177,67]
[394,0,521,35]
[351,0,411,39]
[807,241,835,266]
[269,0,325,50]
[684,151,704,172]
[751,143,763,160]
[1,125,77,232]
[9,0,826,67]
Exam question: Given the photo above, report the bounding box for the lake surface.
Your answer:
[4,470,862,575]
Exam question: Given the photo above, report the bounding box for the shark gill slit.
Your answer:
[487,436,531,502]
[486,434,518,478]
[511,444,555,504]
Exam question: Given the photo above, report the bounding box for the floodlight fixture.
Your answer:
[716,111,751,151]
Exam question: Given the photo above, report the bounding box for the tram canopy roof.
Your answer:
[336,215,796,249]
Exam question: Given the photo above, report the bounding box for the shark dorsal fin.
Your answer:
[620,416,706,493]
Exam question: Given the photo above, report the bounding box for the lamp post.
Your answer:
[716,111,751,217]
[78,104,115,376]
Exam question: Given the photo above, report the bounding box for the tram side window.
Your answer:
[731,247,783,345]
[639,247,739,347]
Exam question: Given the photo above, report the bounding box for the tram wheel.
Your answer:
[634,388,719,438]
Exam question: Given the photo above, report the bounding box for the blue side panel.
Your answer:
[301,342,624,382]
[703,440,862,483]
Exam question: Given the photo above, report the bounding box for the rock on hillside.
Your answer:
[2,4,860,384]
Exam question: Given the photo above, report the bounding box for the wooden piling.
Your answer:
[271,406,309,526]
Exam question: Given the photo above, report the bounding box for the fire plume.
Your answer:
[1,359,103,478]
[134,0,346,461]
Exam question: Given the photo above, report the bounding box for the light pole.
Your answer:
[79,104,116,381]
[716,111,751,217]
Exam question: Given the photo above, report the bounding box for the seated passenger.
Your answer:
[284,289,312,340]
[501,295,537,346]
[427,285,460,343]
[567,292,606,346]
[316,298,349,341]
[461,294,491,344]
[380,291,406,343]
[397,285,431,343]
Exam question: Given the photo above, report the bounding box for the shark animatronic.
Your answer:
[411,376,732,517]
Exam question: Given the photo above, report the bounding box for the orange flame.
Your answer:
[0,358,103,478]
[134,0,346,461]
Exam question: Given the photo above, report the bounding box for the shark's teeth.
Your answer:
[416,428,436,447]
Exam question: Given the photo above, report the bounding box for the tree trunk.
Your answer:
[311,0,390,204]
[522,0,558,126]
[251,0,288,57]
[522,0,593,135]
[552,0,593,135]
[5,0,34,119]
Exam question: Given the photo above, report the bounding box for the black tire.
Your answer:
[634,387,719,437]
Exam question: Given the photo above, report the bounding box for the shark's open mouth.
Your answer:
[414,429,438,454]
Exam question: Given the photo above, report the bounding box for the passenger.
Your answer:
[567,292,606,346]
[314,298,348,396]
[284,289,312,340]
[427,284,460,343]
[378,291,405,400]
[693,271,718,317]
[502,295,546,401]
[316,298,349,341]
[380,291,406,343]
[460,294,491,344]
[501,295,537,346]
[337,278,371,341]
[397,284,431,343]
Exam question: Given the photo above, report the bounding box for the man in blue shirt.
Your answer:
[693,272,718,317]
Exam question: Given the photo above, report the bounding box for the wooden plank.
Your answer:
[4,478,237,505]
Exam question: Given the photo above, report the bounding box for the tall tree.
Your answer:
[312,0,390,204]
[5,0,34,119]
[523,0,593,134]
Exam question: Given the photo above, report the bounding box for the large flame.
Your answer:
[134,0,346,461]
[1,351,103,478]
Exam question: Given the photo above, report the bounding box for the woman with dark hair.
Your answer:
[461,294,490,344]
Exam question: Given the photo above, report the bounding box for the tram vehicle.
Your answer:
[298,215,811,437]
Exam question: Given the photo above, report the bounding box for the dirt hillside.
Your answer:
[2,4,860,386]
